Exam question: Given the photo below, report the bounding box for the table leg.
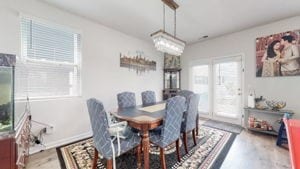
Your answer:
[142,130,150,169]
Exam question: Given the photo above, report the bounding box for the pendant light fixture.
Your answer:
[151,0,185,56]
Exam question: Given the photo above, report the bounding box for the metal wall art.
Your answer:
[120,51,156,74]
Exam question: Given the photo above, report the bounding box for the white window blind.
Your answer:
[16,17,81,99]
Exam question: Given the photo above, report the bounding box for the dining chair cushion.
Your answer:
[150,96,186,148]
[87,98,113,158]
[141,90,156,106]
[117,92,136,109]
[181,94,200,132]
[111,129,141,156]
[177,90,194,103]
[177,90,195,127]
[87,98,141,159]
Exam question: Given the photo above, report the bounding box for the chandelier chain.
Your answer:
[151,1,185,56]
[174,9,176,37]
[163,4,165,31]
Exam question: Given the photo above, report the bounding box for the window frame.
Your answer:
[17,14,82,101]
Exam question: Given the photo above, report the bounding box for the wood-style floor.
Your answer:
[27,120,290,169]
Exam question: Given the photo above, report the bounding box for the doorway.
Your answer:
[190,54,244,125]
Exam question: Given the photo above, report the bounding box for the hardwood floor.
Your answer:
[27,121,290,169]
[27,149,60,169]
[221,130,290,169]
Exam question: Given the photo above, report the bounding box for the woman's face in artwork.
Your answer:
[273,42,281,50]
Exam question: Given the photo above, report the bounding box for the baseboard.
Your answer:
[29,131,92,155]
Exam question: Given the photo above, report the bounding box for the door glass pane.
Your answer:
[192,65,209,114]
[213,61,240,118]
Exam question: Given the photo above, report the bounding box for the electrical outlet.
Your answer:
[46,125,54,134]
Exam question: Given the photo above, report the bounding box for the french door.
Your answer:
[191,55,243,125]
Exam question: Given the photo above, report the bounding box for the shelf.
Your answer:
[247,127,278,136]
[244,107,294,115]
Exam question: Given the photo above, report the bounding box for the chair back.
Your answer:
[86,98,112,158]
[160,96,186,146]
[117,92,136,109]
[141,90,156,106]
[182,94,200,132]
[177,90,194,103]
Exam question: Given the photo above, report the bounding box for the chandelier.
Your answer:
[151,0,186,56]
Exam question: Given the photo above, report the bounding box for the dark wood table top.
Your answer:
[112,102,166,125]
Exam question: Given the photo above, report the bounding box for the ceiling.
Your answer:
[42,0,300,44]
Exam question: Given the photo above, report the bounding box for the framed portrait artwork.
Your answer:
[164,54,180,69]
[256,30,300,77]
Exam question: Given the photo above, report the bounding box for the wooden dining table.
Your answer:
[112,102,166,169]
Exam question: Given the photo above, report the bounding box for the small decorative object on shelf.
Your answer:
[266,100,286,111]
[255,96,267,110]
[248,116,273,131]
[244,107,294,136]
[247,89,255,108]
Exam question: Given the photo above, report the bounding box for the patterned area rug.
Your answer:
[57,126,236,169]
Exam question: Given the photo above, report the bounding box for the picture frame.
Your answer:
[164,54,180,69]
[256,30,300,77]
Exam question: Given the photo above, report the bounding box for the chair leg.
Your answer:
[137,144,141,169]
[196,114,199,136]
[92,148,98,169]
[192,129,197,146]
[183,132,188,154]
[176,139,181,162]
[107,159,113,169]
[160,147,167,169]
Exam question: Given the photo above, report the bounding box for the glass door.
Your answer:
[212,57,242,124]
[191,65,210,117]
[191,55,243,125]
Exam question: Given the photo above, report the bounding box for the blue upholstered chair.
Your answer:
[149,96,186,169]
[180,94,200,154]
[177,90,194,102]
[117,92,136,109]
[141,90,156,106]
[86,98,141,169]
[177,90,200,136]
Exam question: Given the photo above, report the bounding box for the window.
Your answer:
[16,17,81,99]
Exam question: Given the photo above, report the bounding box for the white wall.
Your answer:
[182,16,300,119]
[0,0,163,149]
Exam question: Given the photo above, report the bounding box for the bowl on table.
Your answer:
[266,100,286,111]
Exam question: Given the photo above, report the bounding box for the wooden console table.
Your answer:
[0,113,31,169]
[244,108,294,136]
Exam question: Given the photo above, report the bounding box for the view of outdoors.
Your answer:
[214,61,240,118]
[192,65,209,114]
[192,59,241,120]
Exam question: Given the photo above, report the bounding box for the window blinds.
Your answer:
[16,17,81,99]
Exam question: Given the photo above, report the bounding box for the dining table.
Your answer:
[112,102,166,169]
